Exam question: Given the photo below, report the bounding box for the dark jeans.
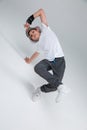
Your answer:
[34,57,66,93]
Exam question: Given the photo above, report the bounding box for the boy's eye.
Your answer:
[32,31,34,33]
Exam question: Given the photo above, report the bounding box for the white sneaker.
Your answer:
[32,87,41,102]
[55,84,70,103]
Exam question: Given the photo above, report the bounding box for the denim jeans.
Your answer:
[34,57,66,93]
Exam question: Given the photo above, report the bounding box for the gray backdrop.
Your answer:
[0,0,87,130]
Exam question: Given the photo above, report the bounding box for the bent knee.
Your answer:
[34,60,46,74]
[34,64,40,73]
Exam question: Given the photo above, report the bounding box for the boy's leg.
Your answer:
[41,57,66,92]
[34,58,66,93]
[34,59,53,84]
[51,57,66,86]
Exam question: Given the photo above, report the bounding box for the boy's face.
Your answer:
[29,29,40,42]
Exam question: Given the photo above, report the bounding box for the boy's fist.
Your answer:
[24,57,31,64]
[24,22,30,29]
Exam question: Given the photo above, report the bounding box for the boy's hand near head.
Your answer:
[24,22,30,29]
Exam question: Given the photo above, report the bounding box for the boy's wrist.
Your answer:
[26,14,35,25]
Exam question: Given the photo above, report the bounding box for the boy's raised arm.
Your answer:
[24,8,48,29]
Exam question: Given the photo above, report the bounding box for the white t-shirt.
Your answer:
[36,23,64,61]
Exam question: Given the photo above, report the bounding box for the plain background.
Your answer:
[0,0,87,130]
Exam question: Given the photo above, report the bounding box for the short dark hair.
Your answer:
[25,26,41,42]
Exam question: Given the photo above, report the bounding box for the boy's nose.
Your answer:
[34,34,36,38]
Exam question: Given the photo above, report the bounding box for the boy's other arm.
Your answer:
[24,51,40,64]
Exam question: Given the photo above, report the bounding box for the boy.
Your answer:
[24,9,66,102]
